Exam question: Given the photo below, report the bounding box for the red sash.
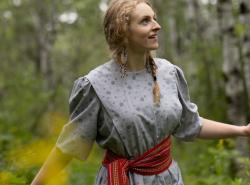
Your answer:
[102,136,172,185]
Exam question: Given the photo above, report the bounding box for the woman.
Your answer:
[31,0,250,185]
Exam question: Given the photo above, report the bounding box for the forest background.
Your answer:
[0,0,250,184]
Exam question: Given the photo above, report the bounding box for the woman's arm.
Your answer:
[31,147,73,185]
[198,117,250,139]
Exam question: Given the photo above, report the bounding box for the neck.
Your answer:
[126,49,148,72]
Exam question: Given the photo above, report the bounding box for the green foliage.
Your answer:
[0,171,27,185]
[234,22,246,39]
[174,139,250,185]
[0,0,105,184]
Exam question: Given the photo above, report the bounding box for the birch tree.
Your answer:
[239,0,250,120]
[31,0,57,91]
[217,0,249,175]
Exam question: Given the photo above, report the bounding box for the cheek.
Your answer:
[130,33,149,46]
[136,29,149,39]
[129,27,149,41]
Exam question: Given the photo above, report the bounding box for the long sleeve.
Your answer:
[173,65,202,141]
[56,77,101,160]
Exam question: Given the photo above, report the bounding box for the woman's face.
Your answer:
[126,3,161,53]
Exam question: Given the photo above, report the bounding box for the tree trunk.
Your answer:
[217,0,249,176]
[33,0,57,91]
[239,0,250,120]
[29,0,58,134]
[153,0,172,59]
[188,0,214,101]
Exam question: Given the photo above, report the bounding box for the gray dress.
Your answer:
[56,58,202,185]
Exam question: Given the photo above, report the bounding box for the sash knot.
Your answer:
[102,136,172,185]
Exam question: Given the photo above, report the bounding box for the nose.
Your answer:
[153,20,161,31]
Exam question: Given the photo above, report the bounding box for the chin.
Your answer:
[148,45,159,50]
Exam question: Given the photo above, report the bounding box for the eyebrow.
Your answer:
[140,14,157,20]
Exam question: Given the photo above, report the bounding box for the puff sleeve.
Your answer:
[173,65,203,141]
[56,77,101,160]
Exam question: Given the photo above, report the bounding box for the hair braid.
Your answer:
[147,53,160,105]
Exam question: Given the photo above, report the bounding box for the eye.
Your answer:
[140,18,150,25]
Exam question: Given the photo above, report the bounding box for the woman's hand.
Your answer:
[242,123,250,136]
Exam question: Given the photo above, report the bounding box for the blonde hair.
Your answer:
[103,0,160,105]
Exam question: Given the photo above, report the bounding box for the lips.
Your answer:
[148,34,157,39]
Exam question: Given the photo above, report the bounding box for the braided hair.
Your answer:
[146,52,160,105]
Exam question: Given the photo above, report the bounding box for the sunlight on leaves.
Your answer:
[217,139,224,150]
[0,171,26,185]
[8,139,54,169]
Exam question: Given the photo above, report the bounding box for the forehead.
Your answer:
[130,3,155,20]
